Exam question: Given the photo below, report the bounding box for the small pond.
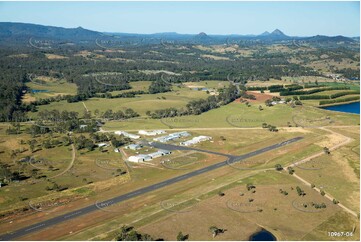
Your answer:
[250,229,277,241]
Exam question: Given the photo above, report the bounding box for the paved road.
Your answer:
[0,136,303,241]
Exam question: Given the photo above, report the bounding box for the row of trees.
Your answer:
[115,226,158,241]
[280,86,350,96]
[101,109,139,120]
[146,85,239,118]
[319,96,360,105]
[261,123,278,132]
[298,90,359,100]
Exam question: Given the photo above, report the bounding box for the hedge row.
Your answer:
[304,84,326,88]
[247,86,267,91]
[329,90,360,99]
[280,86,350,96]
[300,95,330,100]
[299,90,359,100]
[319,96,360,105]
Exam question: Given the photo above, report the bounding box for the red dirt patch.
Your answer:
[236,91,274,103]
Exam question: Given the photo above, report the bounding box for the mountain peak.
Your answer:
[197,32,208,37]
[194,32,211,41]
[271,29,286,36]
[260,31,270,36]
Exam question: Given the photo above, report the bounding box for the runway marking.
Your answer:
[25,224,45,232]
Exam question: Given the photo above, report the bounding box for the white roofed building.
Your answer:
[180,136,212,146]
[115,131,140,139]
[153,131,191,143]
[128,154,152,163]
[138,130,166,136]
[97,142,109,147]
[127,150,171,162]
[147,149,172,159]
[125,144,143,150]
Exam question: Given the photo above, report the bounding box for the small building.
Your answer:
[125,144,143,150]
[97,142,109,148]
[114,148,120,153]
[180,136,212,146]
[153,136,174,143]
[153,131,191,143]
[170,131,191,137]
[79,124,88,129]
[115,131,140,139]
[138,130,166,136]
[128,154,152,163]
[194,135,212,142]
[271,100,286,105]
[147,149,172,159]
[95,120,104,127]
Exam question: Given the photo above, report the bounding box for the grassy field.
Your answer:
[183,80,228,89]
[101,98,359,131]
[109,81,151,95]
[137,171,358,241]
[295,127,360,213]
[306,58,360,73]
[23,76,77,101]
[33,85,210,118]
[0,124,128,214]
[303,211,360,241]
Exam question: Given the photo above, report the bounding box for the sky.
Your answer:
[0,1,359,37]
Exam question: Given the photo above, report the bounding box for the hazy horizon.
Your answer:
[0,1,359,37]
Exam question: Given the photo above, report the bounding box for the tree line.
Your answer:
[146,85,239,118]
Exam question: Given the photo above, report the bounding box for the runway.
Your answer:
[0,136,303,241]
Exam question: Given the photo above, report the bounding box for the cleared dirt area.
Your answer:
[8,54,29,58]
[45,54,68,59]
[201,54,230,60]
[74,51,105,59]
[21,93,37,103]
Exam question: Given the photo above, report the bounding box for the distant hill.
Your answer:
[193,32,212,43]
[256,29,291,40]
[0,22,356,46]
[303,35,356,43]
[259,31,270,36]
[270,29,286,36]
[0,22,102,41]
